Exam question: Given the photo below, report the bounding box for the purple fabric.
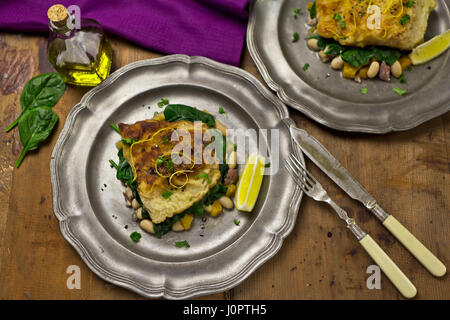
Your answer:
[0,0,250,66]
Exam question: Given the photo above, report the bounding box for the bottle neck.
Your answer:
[49,13,76,37]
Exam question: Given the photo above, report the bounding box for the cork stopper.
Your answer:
[47,4,68,27]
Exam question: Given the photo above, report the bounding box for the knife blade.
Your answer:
[289,125,447,277]
[289,126,380,214]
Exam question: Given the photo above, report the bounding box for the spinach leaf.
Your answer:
[15,107,58,167]
[309,1,316,19]
[183,200,204,217]
[109,149,134,185]
[325,43,344,55]
[341,48,374,67]
[153,213,185,238]
[203,183,228,206]
[6,72,65,132]
[164,104,215,127]
[371,47,402,66]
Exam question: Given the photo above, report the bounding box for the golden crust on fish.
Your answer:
[316,0,436,50]
[118,119,221,224]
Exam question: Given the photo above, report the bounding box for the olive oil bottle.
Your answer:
[47,4,113,86]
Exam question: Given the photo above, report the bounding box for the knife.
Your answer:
[290,126,446,278]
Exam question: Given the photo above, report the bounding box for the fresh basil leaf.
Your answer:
[15,107,58,167]
[164,104,215,127]
[6,72,65,132]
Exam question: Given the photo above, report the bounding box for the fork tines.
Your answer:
[284,153,318,193]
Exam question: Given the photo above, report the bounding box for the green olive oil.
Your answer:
[47,4,113,86]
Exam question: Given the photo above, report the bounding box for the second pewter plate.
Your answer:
[50,55,304,299]
[247,0,450,133]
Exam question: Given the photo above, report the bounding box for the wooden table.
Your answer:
[0,32,448,300]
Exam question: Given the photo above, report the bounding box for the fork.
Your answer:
[285,153,417,299]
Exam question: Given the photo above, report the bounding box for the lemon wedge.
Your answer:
[409,30,450,65]
[235,153,265,212]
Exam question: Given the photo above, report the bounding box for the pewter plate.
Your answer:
[247,0,450,133]
[50,55,303,299]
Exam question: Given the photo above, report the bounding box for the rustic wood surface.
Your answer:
[0,32,448,300]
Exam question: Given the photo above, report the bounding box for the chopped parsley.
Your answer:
[292,32,299,43]
[233,143,237,150]
[292,8,301,19]
[162,190,173,199]
[405,0,415,8]
[333,14,341,21]
[399,14,410,25]
[157,155,174,171]
[162,134,169,143]
[361,87,368,95]
[153,111,159,117]
[233,219,240,226]
[399,73,406,83]
[195,173,210,183]
[175,240,190,248]
[393,87,407,96]
[121,137,138,145]
[407,66,413,72]
[302,63,310,71]
[218,106,226,114]
[339,20,346,29]
[130,232,142,243]
[110,123,120,134]
[157,98,169,107]
[264,162,271,168]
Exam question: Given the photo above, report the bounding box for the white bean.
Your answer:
[228,151,237,169]
[125,200,132,208]
[172,221,184,232]
[124,186,133,199]
[131,198,141,209]
[367,61,380,79]
[140,219,154,234]
[331,55,344,70]
[136,207,143,220]
[307,38,320,51]
[219,196,234,210]
[204,204,212,213]
[318,50,331,63]
[391,60,402,78]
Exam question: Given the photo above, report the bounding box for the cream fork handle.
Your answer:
[360,234,417,299]
[382,215,446,277]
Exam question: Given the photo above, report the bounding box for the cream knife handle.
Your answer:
[360,234,417,299]
[383,215,447,277]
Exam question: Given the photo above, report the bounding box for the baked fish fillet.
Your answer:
[316,0,436,50]
[118,119,221,224]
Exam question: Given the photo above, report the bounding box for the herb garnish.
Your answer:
[157,98,169,107]
[393,87,407,96]
[233,219,240,226]
[162,134,170,143]
[162,190,173,199]
[399,73,406,83]
[130,232,142,243]
[333,14,341,21]
[292,32,299,43]
[339,20,346,29]
[405,0,415,8]
[292,8,301,19]
[218,106,226,114]
[175,240,190,248]
[399,14,410,25]
[361,87,368,95]
[195,173,210,183]
[302,63,310,71]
